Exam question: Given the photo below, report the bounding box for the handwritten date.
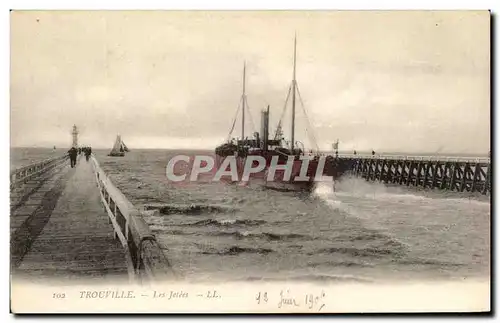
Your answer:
[256,289,326,312]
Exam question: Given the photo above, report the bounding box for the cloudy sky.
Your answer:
[11,10,490,154]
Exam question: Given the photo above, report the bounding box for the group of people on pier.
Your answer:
[67,146,92,168]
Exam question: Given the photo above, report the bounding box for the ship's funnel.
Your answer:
[260,105,270,151]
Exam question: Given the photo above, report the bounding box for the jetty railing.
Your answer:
[90,155,173,283]
[10,154,68,190]
[335,153,490,163]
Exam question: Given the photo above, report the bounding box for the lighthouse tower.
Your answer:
[72,125,79,148]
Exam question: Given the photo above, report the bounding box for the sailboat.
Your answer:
[108,135,129,157]
[215,36,340,192]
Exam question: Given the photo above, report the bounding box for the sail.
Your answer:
[110,135,123,154]
[122,141,130,152]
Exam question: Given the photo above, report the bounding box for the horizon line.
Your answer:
[10,146,489,156]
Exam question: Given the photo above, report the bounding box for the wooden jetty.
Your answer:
[10,153,173,285]
[333,154,491,195]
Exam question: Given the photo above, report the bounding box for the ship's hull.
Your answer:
[214,153,319,192]
[262,180,314,192]
[108,152,125,157]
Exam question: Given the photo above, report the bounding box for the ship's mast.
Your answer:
[291,34,297,152]
[241,62,246,141]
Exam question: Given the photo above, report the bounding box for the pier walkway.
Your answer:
[13,157,130,283]
[10,154,172,285]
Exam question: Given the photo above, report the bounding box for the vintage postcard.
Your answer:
[9,10,491,313]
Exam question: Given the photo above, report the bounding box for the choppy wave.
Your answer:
[307,260,375,268]
[208,230,311,241]
[395,258,466,267]
[144,203,238,215]
[200,246,274,255]
[317,176,490,205]
[148,227,308,242]
[181,219,266,227]
[318,180,426,202]
[332,231,393,242]
[439,197,490,207]
[149,227,185,235]
[315,245,404,257]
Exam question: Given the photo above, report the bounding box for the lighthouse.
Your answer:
[72,125,79,148]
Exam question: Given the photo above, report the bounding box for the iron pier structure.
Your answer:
[333,155,491,195]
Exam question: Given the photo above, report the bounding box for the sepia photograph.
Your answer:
[9,9,491,313]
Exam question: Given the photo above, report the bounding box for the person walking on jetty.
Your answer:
[68,147,78,168]
[84,146,92,162]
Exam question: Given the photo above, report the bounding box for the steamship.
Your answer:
[215,37,338,192]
